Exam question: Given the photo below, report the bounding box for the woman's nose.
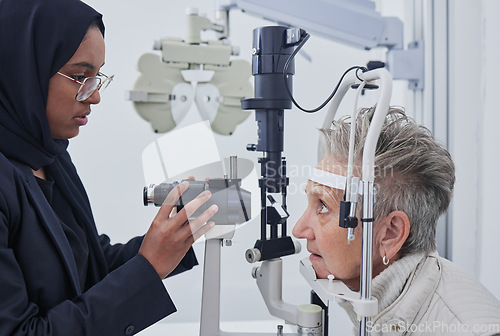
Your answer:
[292,212,314,240]
[85,89,101,104]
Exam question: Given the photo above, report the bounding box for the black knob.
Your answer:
[143,186,148,206]
[246,144,257,151]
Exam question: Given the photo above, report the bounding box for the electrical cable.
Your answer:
[283,32,367,113]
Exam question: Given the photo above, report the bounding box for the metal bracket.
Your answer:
[387,41,425,90]
[299,258,378,318]
[125,90,175,103]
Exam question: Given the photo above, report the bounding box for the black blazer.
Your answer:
[0,152,197,335]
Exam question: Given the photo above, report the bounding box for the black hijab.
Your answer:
[0,0,112,290]
[0,0,104,169]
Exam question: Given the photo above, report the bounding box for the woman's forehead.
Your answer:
[306,157,348,199]
[315,156,347,175]
[305,180,344,200]
[64,27,105,71]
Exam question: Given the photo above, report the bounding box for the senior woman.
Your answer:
[293,107,500,335]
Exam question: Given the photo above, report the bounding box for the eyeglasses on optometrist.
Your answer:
[56,71,114,101]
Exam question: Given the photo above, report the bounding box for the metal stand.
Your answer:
[299,259,378,336]
[199,241,295,336]
[360,182,375,335]
[253,259,300,325]
[200,238,223,336]
[199,241,321,336]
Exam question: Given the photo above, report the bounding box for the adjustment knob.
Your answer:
[245,248,261,263]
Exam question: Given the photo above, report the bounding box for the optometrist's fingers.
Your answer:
[154,181,190,222]
[139,186,215,279]
[170,206,177,217]
[192,221,216,242]
[170,189,212,225]
[181,204,218,240]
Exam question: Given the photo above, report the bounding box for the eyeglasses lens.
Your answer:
[76,78,101,101]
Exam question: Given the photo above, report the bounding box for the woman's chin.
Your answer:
[309,254,332,279]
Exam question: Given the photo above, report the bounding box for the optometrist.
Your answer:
[0,0,217,335]
[292,107,500,335]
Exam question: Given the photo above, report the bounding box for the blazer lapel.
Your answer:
[26,176,82,295]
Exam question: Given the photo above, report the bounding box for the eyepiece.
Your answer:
[143,186,148,206]
[143,184,157,206]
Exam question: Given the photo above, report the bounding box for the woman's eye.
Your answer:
[319,200,329,214]
[72,75,86,82]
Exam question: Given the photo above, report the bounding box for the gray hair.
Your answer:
[319,106,455,256]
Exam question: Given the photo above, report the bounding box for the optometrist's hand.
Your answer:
[139,181,218,279]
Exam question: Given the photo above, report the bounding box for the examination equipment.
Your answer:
[128,0,423,136]
[144,178,250,226]
[241,26,304,264]
[127,9,252,135]
[235,17,392,334]
[215,0,423,90]
[133,1,410,334]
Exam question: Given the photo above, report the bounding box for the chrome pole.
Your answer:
[359,181,374,336]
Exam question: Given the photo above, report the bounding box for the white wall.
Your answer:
[448,0,482,279]
[68,0,499,334]
[449,0,500,299]
[479,0,500,300]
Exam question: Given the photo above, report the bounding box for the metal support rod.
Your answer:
[271,223,278,239]
[281,158,287,237]
[200,239,222,336]
[359,181,374,336]
[229,156,238,179]
[261,183,267,241]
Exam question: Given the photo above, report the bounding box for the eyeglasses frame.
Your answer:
[56,71,114,101]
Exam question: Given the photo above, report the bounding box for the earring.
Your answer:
[383,255,390,266]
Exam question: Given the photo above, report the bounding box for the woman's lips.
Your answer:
[74,112,89,126]
[74,115,88,126]
[309,253,323,262]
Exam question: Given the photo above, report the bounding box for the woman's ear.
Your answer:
[377,211,410,261]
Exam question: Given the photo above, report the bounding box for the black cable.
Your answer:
[283,33,368,113]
